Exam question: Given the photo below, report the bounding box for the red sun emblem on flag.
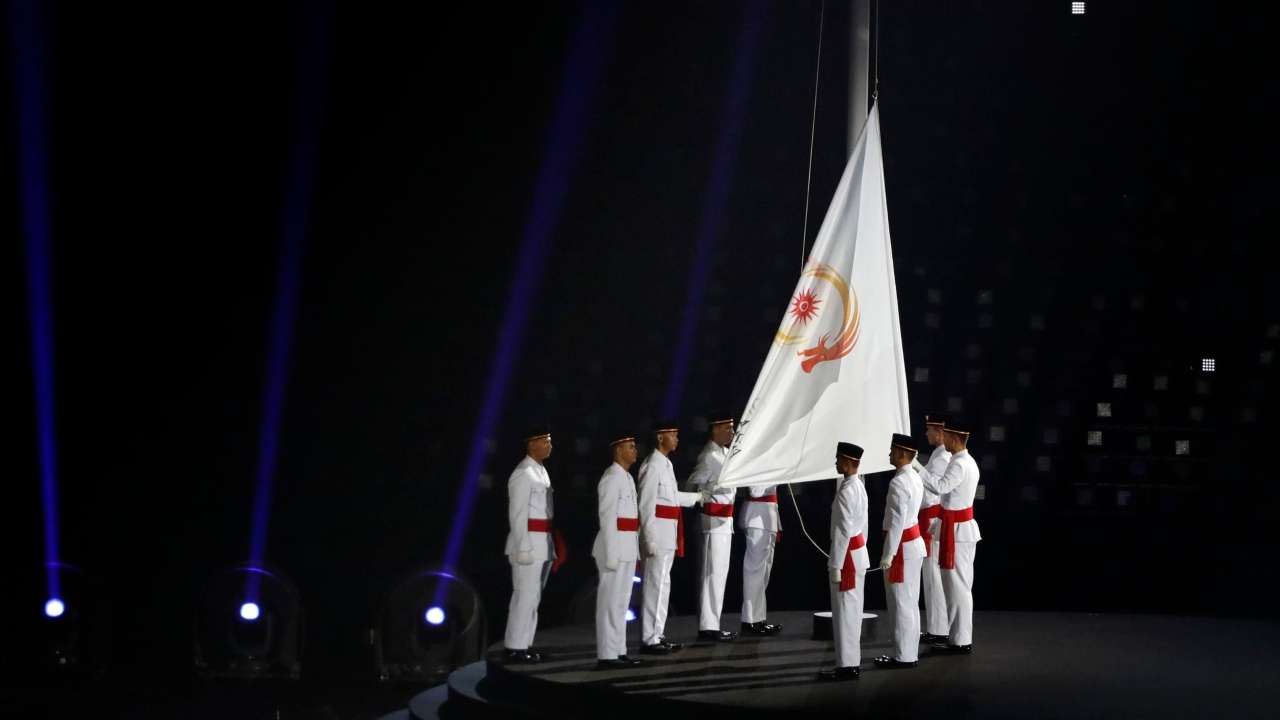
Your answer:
[789,288,821,324]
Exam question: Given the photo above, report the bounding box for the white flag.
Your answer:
[717,105,909,488]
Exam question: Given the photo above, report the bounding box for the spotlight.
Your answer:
[1072,2,1086,16]
[625,609,637,623]
[373,568,486,684]
[1201,358,1215,372]
[33,563,110,678]
[195,564,302,680]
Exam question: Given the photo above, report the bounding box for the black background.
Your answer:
[2,0,1276,692]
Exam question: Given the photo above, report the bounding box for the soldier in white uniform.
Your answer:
[738,478,782,636]
[874,433,927,669]
[912,415,952,643]
[503,427,557,664]
[592,431,644,668]
[919,416,982,653]
[638,420,705,653]
[687,412,738,642]
[818,441,868,681]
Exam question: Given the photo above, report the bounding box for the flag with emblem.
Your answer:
[716,105,909,488]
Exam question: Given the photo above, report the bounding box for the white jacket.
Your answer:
[503,455,557,560]
[882,466,927,564]
[829,474,869,571]
[637,450,700,551]
[921,449,982,543]
[687,441,735,534]
[737,484,781,532]
[592,462,640,565]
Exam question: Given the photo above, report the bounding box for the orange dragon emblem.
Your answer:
[775,263,860,373]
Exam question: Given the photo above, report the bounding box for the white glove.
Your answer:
[879,557,893,572]
[606,558,620,571]
[828,566,842,584]
[516,551,534,566]
[646,541,660,557]
[700,489,713,504]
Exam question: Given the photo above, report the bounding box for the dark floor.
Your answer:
[485,610,1280,719]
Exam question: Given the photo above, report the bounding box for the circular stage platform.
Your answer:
[407,610,1280,719]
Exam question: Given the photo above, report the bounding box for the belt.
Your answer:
[888,524,922,583]
[918,504,943,557]
[839,533,866,592]
[702,502,734,517]
[616,517,639,532]
[939,506,975,570]
[527,518,552,532]
[654,504,685,557]
[748,494,778,503]
[526,519,566,572]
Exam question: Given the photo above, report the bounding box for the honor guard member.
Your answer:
[874,433,927,669]
[638,420,705,653]
[818,442,869,681]
[503,426,557,663]
[920,416,982,654]
[912,415,952,643]
[592,431,644,668]
[739,478,783,636]
[687,412,738,642]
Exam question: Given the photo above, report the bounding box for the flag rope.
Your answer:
[787,0,834,562]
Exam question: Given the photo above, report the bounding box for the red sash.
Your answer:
[748,494,778,503]
[888,524,922,583]
[616,517,639,531]
[839,533,867,592]
[939,506,975,570]
[527,518,551,532]
[654,504,685,557]
[702,503,734,517]
[526,519,565,571]
[918,505,943,557]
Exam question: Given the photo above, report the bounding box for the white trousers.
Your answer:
[698,533,732,631]
[921,539,949,636]
[941,541,977,646]
[595,558,636,660]
[829,570,865,668]
[504,558,551,650]
[883,555,924,662]
[741,528,776,623]
[641,549,676,645]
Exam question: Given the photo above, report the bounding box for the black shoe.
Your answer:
[741,621,783,636]
[817,666,861,681]
[698,629,739,642]
[930,643,973,655]
[617,654,644,665]
[640,642,674,655]
[873,656,918,669]
[504,649,542,664]
[662,639,685,652]
[920,633,949,644]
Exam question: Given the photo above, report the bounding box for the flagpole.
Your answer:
[849,0,873,156]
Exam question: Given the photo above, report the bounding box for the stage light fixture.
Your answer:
[1201,358,1215,372]
[1072,2,1086,15]
[625,609,637,623]
[373,568,486,684]
[34,563,109,678]
[195,564,302,680]
[44,598,64,618]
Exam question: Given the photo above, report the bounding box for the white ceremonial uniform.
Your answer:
[503,455,556,651]
[829,473,869,669]
[687,441,735,632]
[738,484,781,624]
[921,449,982,646]
[881,465,927,662]
[638,450,701,645]
[592,462,640,660]
[916,444,952,636]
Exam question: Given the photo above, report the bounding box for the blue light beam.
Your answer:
[436,2,621,591]
[246,2,335,602]
[10,0,61,602]
[662,0,768,419]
